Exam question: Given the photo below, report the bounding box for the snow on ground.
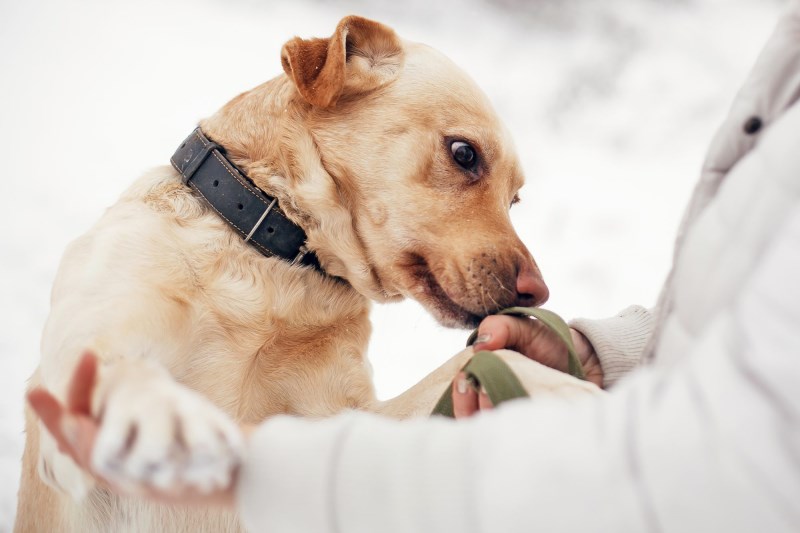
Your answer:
[0,0,783,528]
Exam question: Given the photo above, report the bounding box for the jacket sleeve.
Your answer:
[570,305,654,387]
[236,201,800,533]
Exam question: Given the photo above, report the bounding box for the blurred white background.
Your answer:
[0,0,784,527]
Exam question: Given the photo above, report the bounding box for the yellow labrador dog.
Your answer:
[16,15,598,532]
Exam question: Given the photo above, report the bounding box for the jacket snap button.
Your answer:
[743,116,762,135]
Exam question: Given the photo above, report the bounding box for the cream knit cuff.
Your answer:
[569,305,654,388]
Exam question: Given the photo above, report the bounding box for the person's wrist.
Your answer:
[569,328,603,388]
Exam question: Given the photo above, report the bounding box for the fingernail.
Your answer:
[456,377,469,394]
[474,333,491,345]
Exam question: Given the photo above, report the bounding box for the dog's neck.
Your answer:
[171,127,324,273]
[198,76,398,303]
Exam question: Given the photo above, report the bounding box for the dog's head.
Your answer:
[203,16,548,328]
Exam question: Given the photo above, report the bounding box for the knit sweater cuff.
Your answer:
[569,305,654,388]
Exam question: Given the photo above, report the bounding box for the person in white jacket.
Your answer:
[28,2,800,532]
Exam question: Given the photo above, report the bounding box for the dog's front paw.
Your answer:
[92,377,243,493]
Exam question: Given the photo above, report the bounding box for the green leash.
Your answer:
[466,307,586,380]
[431,307,584,417]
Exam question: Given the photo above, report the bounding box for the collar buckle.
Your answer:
[292,245,309,265]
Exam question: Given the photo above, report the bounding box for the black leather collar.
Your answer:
[170,128,322,271]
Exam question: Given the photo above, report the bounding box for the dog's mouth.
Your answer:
[399,253,484,329]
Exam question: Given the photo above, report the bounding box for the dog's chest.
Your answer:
[108,179,377,421]
[170,252,376,422]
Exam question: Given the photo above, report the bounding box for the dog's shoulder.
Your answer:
[53,167,227,300]
[121,166,208,222]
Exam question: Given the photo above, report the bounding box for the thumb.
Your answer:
[68,351,99,415]
[27,388,71,456]
[472,315,527,351]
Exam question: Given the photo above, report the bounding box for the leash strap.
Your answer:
[431,307,585,417]
[431,351,528,417]
[466,307,586,380]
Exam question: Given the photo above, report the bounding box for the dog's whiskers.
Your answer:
[490,272,514,296]
[487,291,500,310]
[479,284,490,316]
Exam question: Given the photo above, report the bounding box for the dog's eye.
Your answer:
[510,193,520,208]
[450,141,478,171]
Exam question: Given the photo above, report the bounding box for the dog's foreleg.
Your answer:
[374,348,603,419]
[35,298,243,500]
[372,347,477,419]
[35,354,244,500]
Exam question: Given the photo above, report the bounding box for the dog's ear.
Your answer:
[281,16,403,108]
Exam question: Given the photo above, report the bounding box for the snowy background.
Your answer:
[0,0,784,527]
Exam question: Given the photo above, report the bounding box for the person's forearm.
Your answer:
[238,337,794,533]
[237,199,800,532]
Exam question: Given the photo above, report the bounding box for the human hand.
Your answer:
[27,352,249,508]
[451,316,603,418]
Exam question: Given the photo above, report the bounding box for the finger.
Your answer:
[68,351,99,415]
[27,389,72,457]
[478,388,494,411]
[28,388,100,472]
[68,416,100,471]
[473,315,530,352]
[452,372,479,419]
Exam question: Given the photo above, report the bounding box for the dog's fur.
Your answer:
[15,16,599,532]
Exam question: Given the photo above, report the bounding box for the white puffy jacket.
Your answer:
[237,5,800,532]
